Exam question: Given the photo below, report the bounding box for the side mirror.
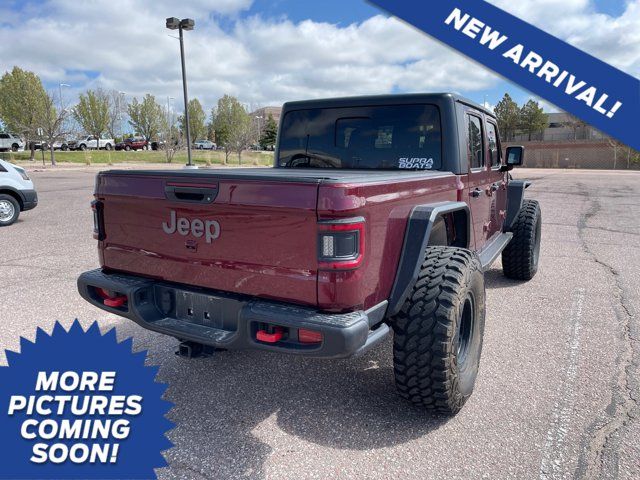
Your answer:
[506,146,525,167]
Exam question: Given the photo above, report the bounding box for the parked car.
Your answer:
[0,133,25,152]
[29,140,47,150]
[74,136,114,151]
[116,137,148,151]
[194,140,216,150]
[28,140,67,150]
[78,93,539,416]
[0,159,38,226]
[52,140,70,151]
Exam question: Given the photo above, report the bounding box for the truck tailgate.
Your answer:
[96,172,319,307]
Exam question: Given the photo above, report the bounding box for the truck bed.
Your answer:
[103,167,453,184]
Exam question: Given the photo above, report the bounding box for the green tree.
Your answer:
[259,114,278,150]
[178,98,206,143]
[520,100,547,141]
[127,94,165,143]
[212,95,253,164]
[161,125,185,164]
[0,66,49,159]
[74,89,110,147]
[206,120,216,142]
[211,104,230,163]
[494,93,520,142]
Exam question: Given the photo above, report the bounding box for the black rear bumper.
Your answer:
[77,269,389,359]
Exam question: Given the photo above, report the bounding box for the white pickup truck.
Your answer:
[0,133,25,152]
[73,136,114,151]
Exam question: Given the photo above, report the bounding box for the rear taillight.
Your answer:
[91,200,105,240]
[317,217,365,270]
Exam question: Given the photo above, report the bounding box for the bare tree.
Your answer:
[605,138,640,170]
[161,126,185,163]
[39,92,72,165]
[563,114,588,140]
[235,117,255,164]
[607,138,626,170]
[107,90,127,140]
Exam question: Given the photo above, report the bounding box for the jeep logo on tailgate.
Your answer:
[162,210,220,243]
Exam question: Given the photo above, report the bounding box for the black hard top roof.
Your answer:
[283,93,495,118]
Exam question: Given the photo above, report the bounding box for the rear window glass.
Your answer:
[278,104,442,170]
[467,114,484,169]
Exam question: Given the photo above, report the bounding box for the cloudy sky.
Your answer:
[0,0,638,115]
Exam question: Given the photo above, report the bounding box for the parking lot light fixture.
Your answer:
[58,83,70,110]
[166,17,196,169]
[117,92,126,140]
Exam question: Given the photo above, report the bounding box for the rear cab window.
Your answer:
[466,114,484,170]
[486,121,501,167]
[278,104,442,170]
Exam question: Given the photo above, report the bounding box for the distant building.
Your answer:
[514,112,608,142]
[250,106,282,125]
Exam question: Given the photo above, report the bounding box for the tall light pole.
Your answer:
[58,83,70,111]
[255,115,263,149]
[117,91,126,140]
[166,17,195,169]
[166,96,174,144]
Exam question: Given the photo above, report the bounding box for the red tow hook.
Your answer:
[96,288,127,308]
[103,296,127,308]
[256,327,283,343]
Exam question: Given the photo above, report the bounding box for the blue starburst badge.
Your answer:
[0,321,173,479]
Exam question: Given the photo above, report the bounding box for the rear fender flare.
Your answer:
[387,202,471,317]
[504,180,533,231]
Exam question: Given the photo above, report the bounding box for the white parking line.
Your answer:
[539,287,586,480]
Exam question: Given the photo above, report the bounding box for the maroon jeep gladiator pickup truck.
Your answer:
[78,93,541,414]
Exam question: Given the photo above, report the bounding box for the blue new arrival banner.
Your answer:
[369,0,640,151]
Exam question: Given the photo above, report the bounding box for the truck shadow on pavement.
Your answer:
[483,268,529,289]
[111,322,448,480]
[105,270,519,479]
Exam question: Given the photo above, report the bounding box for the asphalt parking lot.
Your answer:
[1,166,638,479]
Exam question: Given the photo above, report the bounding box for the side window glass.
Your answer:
[467,114,484,169]
[486,122,501,166]
[0,134,9,139]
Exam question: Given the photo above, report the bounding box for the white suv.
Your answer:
[0,159,38,226]
[0,133,25,152]
[76,136,114,150]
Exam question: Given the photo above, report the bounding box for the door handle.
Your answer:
[470,188,482,198]
[165,185,219,204]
